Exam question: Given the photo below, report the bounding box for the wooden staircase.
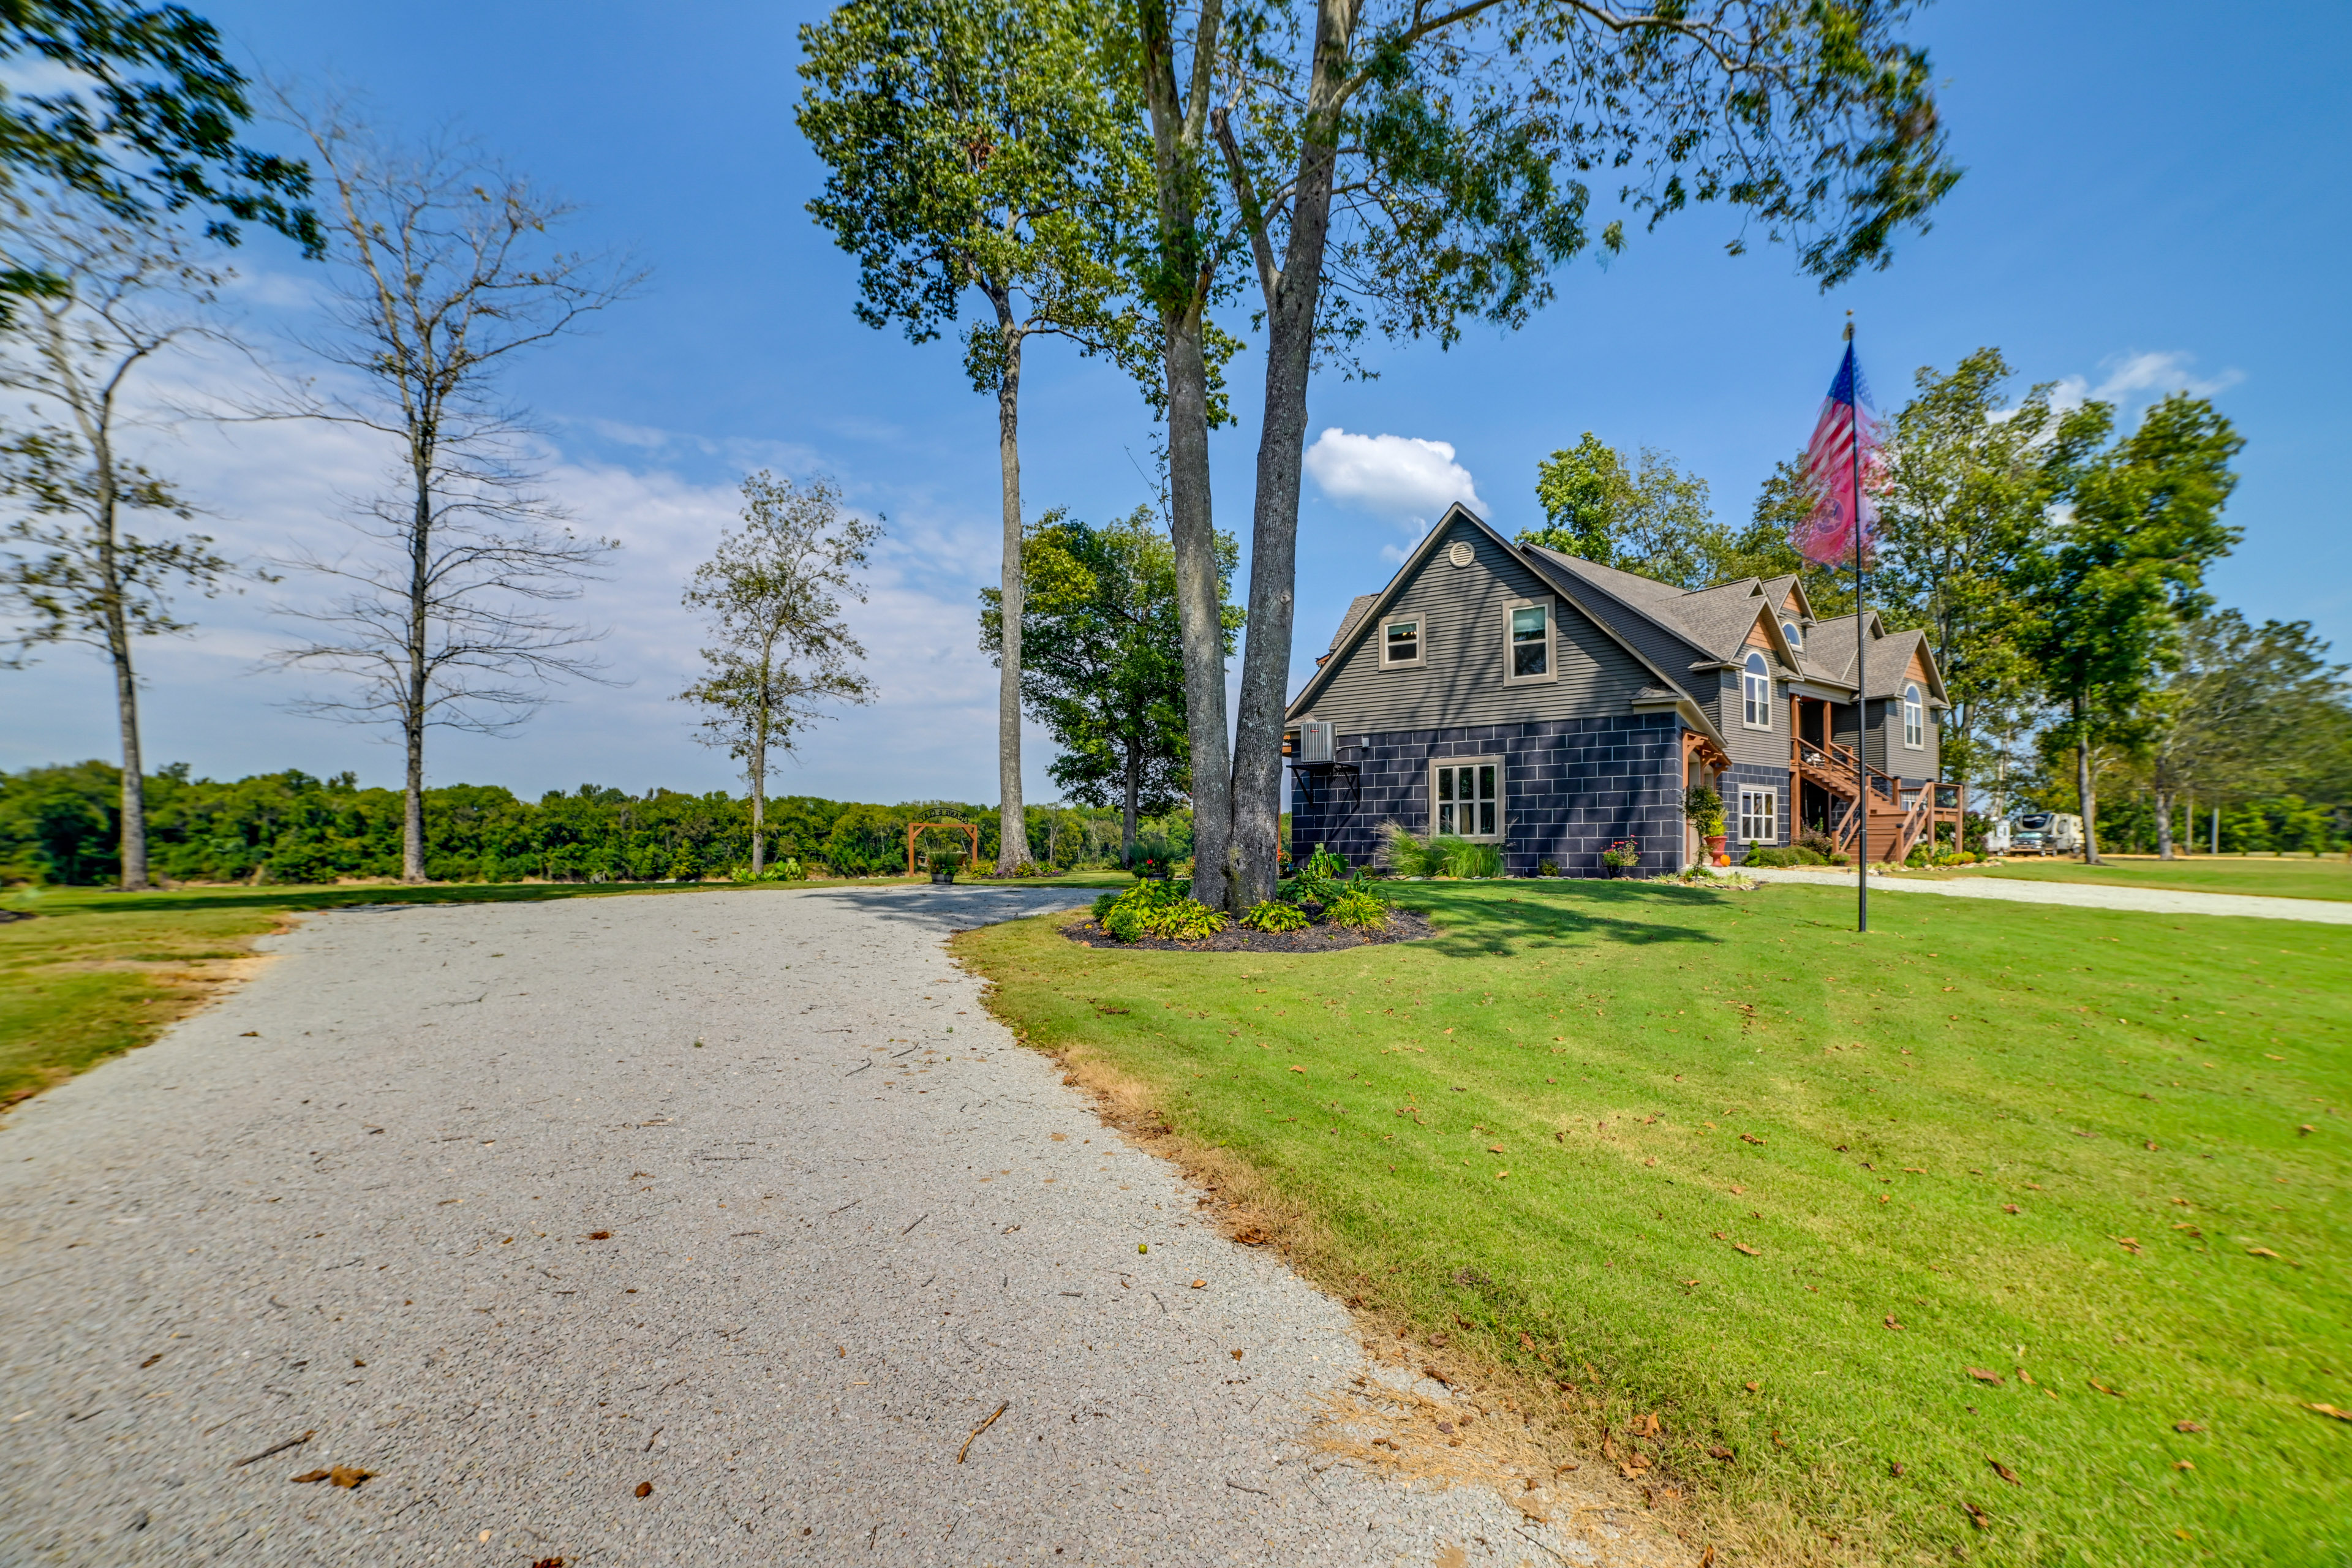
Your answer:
[1798,738,1934,864]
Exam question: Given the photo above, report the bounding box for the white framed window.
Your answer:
[1381,617,1422,666]
[1738,788,1779,844]
[1782,619,1803,650]
[1903,682,1924,749]
[1502,599,1553,684]
[1432,757,1502,840]
[1741,651,1772,728]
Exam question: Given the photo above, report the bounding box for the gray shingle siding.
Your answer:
[1288,713,1684,877]
[1716,664,1792,767]
[1301,516,1652,731]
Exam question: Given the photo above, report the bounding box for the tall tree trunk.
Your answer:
[1226,0,1352,911]
[1123,738,1142,855]
[2073,690,2100,865]
[2155,786,2173,859]
[992,306,1035,875]
[749,733,767,875]
[1139,0,1233,913]
[1163,305,1232,908]
[402,465,432,884]
[2182,792,2193,856]
[93,447,151,891]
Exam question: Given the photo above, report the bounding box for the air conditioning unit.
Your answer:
[1295,720,1336,764]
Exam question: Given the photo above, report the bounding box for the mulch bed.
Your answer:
[1060,907,1434,954]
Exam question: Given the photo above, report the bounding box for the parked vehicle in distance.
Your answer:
[1981,819,2011,855]
[2010,811,2082,856]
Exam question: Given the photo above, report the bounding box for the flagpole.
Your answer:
[1849,317,1868,934]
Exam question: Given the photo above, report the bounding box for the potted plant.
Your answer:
[1684,785,1728,867]
[928,851,963,886]
[1602,839,1641,878]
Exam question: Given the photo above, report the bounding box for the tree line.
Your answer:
[1515,348,2350,859]
[0,759,1193,887]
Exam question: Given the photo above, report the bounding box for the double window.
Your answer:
[1903,682,1924,749]
[1741,651,1773,728]
[1738,788,1779,845]
[1382,617,1422,666]
[1504,598,1554,684]
[1433,758,1501,840]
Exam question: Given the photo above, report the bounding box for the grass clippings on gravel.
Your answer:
[959,876,2350,1567]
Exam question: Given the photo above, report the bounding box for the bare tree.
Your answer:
[0,192,245,890]
[676,472,880,874]
[255,99,642,883]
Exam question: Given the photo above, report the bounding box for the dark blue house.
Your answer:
[1283,505,1954,877]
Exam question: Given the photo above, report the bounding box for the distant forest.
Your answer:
[0,762,1194,887]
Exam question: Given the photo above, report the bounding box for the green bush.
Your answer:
[1683,784,1725,839]
[1099,878,1227,942]
[1537,859,1559,878]
[1240,899,1309,932]
[1379,821,1441,877]
[1746,846,1827,869]
[1324,887,1392,930]
[1438,839,1502,879]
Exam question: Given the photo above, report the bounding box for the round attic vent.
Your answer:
[1446,541,1473,568]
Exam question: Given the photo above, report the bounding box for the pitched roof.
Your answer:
[1286,505,1733,756]
[1329,593,1379,650]
[1798,614,1948,704]
[1522,549,1798,674]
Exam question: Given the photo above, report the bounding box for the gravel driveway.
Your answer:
[1,885,1686,1567]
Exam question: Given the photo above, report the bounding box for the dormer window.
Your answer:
[1382,617,1422,667]
[1782,620,1802,650]
[1742,650,1772,728]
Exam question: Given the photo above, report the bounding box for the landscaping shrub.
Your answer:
[1099,878,1226,942]
[1239,899,1310,932]
[1324,886,1392,929]
[1537,859,1558,877]
[1438,839,1502,879]
[1378,821,1443,877]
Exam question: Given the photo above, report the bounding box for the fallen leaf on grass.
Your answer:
[1487,1144,1505,1154]
[2088,1379,2125,1398]
[1289,1065,1308,1074]
[1733,1243,1760,1257]
[1740,1133,1765,1145]
[1708,1445,1735,1462]
[1967,1368,2005,1385]
[2117,1237,2142,1254]
[1988,1458,2019,1485]
[1964,1501,1991,1530]
[2002,1204,2020,1215]
[1884,1316,1904,1331]
[2174,1421,2204,1433]
[2245,1247,2280,1259]
[2309,1404,2352,1422]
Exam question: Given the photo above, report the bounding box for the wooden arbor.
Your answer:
[905,820,981,877]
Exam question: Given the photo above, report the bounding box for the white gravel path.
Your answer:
[1,885,1686,1568]
[1740,866,2352,924]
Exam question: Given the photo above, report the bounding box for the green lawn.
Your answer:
[960,880,2350,1567]
[1898,853,2352,903]
[0,876,931,1107]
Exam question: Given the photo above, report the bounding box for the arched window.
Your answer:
[1903,682,1924,749]
[1742,651,1771,729]
[1781,620,1802,650]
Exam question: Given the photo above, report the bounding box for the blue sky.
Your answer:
[7,0,2346,805]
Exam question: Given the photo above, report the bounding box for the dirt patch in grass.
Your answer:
[1060,907,1435,953]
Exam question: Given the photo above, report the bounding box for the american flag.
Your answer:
[1792,341,1881,567]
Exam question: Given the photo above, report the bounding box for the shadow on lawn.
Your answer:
[1393,881,1725,958]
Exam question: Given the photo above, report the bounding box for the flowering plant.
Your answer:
[1601,839,1641,869]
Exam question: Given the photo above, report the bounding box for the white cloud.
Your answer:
[2,336,1054,807]
[1303,428,1484,535]
[2052,350,2242,412]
